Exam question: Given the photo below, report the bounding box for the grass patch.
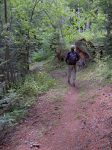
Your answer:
[41,73,68,104]
[77,58,112,104]
[77,58,112,85]
[79,91,86,99]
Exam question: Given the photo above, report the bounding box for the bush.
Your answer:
[32,51,51,62]
[36,72,56,92]
[17,72,56,96]
[95,56,112,83]
[17,77,39,97]
[0,72,56,125]
[4,109,27,123]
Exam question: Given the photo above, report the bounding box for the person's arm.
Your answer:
[76,52,80,61]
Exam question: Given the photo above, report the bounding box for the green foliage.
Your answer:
[1,72,56,124]
[80,30,105,43]
[78,57,112,84]
[37,72,56,91]
[94,57,112,82]
[4,109,27,123]
[32,51,51,62]
[18,72,56,97]
[98,0,112,55]
[17,77,39,97]
[6,89,19,103]
[43,54,66,72]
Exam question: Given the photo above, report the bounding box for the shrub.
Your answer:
[3,109,27,124]
[17,72,56,96]
[17,77,39,97]
[95,56,112,83]
[32,51,51,62]
[37,72,56,92]
[0,72,56,125]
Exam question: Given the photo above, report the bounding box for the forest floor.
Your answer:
[0,67,112,150]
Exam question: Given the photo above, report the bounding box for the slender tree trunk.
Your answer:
[19,0,40,77]
[77,7,81,33]
[4,0,7,24]
[4,0,11,87]
[105,7,112,55]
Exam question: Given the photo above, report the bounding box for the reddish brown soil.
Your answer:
[0,71,112,150]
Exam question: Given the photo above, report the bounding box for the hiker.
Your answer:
[65,45,80,86]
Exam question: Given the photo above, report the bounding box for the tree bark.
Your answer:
[4,0,11,86]
[4,0,8,24]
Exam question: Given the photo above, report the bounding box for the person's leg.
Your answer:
[72,65,76,86]
[68,65,72,84]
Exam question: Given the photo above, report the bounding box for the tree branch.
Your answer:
[30,0,41,22]
[43,10,56,29]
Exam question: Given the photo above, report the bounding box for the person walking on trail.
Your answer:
[65,45,80,86]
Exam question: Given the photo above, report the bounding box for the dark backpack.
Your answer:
[68,52,79,65]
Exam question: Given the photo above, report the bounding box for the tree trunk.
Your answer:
[77,7,81,33]
[105,7,112,55]
[4,0,11,87]
[4,0,8,24]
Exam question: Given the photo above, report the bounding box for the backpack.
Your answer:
[68,52,79,65]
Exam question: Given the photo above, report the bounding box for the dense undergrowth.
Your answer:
[0,72,56,126]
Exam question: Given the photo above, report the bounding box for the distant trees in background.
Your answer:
[99,0,112,55]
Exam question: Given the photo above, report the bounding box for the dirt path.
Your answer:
[0,70,112,150]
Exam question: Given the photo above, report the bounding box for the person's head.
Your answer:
[71,45,76,52]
